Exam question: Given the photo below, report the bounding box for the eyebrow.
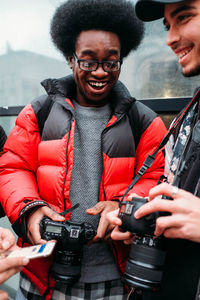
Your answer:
[163,5,195,25]
[80,50,95,56]
[80,49,120,57]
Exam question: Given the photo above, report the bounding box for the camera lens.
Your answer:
[122,237,166,291]
[51,249,82,285]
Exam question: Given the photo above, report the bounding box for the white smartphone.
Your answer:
[4,242,56,259]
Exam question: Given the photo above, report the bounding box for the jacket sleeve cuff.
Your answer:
[12,200,49,241]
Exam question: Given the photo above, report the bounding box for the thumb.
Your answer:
[46,209,65,222]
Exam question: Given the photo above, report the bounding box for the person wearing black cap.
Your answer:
[135,0,184,22]
[107,0,200,299]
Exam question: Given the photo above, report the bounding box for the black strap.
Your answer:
[121,89,200,201]
[127,100,141,149]
[37,96,53,136]
[59,203,80,217]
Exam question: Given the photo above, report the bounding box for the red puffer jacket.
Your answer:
[0,76,166,297]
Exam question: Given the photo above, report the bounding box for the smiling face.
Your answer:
[68,30,121,107]
[163,0,200,77]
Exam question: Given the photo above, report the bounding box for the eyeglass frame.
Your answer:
[73,53,123,72]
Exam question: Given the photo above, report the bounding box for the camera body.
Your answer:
[119,197,159,236]
[40,217,95,284]
[119,197,167,291]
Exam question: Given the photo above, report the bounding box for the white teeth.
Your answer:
[89,81,107,87]
[178,49,191,59]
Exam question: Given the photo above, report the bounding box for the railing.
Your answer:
[140,97,191,113]
[0,106,24,117]
[0,97,191,117]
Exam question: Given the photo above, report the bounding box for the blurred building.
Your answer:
[121,21,200,100]
[0,45,70,107]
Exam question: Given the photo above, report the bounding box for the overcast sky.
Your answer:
[0,0,138,62]
[0,0,66,60]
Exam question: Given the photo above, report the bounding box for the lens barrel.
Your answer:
[122,237,166,291]
[51,249,82,284]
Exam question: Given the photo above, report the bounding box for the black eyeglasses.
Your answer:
[73,53,122,72]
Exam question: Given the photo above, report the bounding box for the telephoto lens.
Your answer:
[123,236,166,291]
[119,197,167,291]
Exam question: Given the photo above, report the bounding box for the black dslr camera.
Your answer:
[119,197,167,291]
[40,217,95,284]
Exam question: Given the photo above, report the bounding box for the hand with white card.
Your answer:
[7,242,56,259]
[0,227,30,299]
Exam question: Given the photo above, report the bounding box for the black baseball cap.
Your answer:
[135,0,184,21]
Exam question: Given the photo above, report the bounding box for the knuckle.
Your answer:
[156,218,165,229]
[161,182,169,190]
[153,198,160,207]
[50,210,58,217]
[180,226,190,239]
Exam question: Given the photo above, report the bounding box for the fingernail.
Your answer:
[2,241,10,249]
[23,258,30,264]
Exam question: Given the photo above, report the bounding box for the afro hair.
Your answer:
[50,0,144,59]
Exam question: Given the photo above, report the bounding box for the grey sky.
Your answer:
[0,0,137,61]
[0,0,65,60]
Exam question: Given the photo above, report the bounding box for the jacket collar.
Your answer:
[41,75,136,115]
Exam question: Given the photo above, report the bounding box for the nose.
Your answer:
[166,26,180,48]
[91,64,108,77]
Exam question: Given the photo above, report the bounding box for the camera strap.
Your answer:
[59,203,80,216]
[121,88,200,201]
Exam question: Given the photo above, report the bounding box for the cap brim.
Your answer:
[135,0,183,21]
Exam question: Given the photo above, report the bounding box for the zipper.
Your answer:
[62,122,73,212]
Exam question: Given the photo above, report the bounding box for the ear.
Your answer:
[68,56,74,69]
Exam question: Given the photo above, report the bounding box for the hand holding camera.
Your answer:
[26,205,96,285]
[26,206,65,245]
[40,216,95,284]
[108,183,197,294]
[86,200,119,242]
[135,183,200,242]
